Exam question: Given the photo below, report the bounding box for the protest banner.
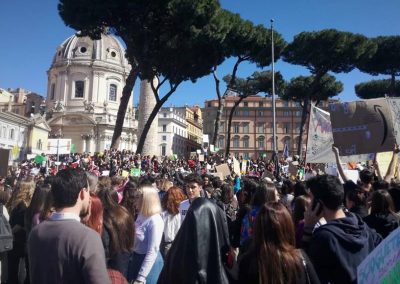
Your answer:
[216,164,231,178]
[47,139,72,155]
[233,156,241,177]
[387,97,400,145]
[329,98,396,155]
[376,151,394,177]
[357,227,400,284]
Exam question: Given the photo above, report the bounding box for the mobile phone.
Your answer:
[311,198,323,215]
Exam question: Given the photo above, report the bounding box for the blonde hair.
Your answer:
[139,186,162,217]
[7,181,35,211]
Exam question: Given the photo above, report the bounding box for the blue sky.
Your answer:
[0,0,399,107]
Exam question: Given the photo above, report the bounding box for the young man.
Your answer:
[302,175,382,284]
[28,168,110,284]
[179,174,203,222]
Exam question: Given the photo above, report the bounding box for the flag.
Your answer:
[283,143,289,159]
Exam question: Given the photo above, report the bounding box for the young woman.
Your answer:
[292,195,311,248]
[364,190,400,238]
[160,186,186,259]
[128,186,164,284]
[239,202,320,284]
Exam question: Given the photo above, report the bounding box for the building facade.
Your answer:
[175,106,203,154]
[46,34,137,154]
[0,88,45,117]
[203,95,331,159]
[157,107,188,158]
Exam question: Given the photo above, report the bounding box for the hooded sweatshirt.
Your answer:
[307,212,382,284]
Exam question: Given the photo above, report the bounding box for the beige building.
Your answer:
[0,88,44,117]
[203,95,331,159]
[176,106,203,153]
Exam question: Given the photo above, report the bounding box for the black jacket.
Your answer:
[158,198,230,284]
[306,212,382,284]
[363,213,400,239]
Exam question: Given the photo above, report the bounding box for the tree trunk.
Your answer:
[111,67,139,149]
[297,96,309,157]
[225,96,245,157]
[212,69,223,147]
[135,84,179,155]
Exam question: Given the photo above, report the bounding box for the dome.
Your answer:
[51,33,130,73]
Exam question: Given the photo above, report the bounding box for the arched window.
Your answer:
[218,136,225,148]
[243,135,250,148]
[258,136,265,149]
[109,84,117,101]
[233,136,240,148]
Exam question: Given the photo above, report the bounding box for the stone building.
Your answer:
[203,95,331,159]
[0,88,45,117]
[46,34,137,153]
[175,106,203,154]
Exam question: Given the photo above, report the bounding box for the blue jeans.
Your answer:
[128,252,163,284]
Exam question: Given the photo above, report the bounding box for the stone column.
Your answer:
[137,79,158,156]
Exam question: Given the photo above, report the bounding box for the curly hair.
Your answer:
[162,186,186,215]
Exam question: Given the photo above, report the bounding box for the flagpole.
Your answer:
[270,19,279,177]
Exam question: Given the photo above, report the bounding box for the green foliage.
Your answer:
[223,71,285,97]
[357,36,400,77]
[282,74,343,102]
[355,79,400,99]
[283,29,375,75]
[59,0,227,84]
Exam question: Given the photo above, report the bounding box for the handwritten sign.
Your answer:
[216,163,231,178]
[376,152,394,177]
[357,227,400,284]
[387,98,400,145]
[233,156,241,177]
[329,98,396,155]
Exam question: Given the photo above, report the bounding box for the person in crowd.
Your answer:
[86,171,99,193]
[128,186,164,284]
[120,177,140,220]
[82,193,104,235]
[302,175,382,284]
[239,202,320,284]
[291,181,308,210]
[280,179,294,208]
[389,182,400,212]
[98,186,135,279]
[218,184,238,244]
[0,185,10,284]
[7,180,35,284]
[240,181,279,247]
[179,174,203,222]
[363,189,400,238]
[344,182,369,218]
[28,168,110,283]
[158,198,230,284]
[160,186,186,259]
[293,195,311,247]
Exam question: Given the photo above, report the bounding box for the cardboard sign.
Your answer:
[387,97,400,145]
[215,164,231,178]
[233,156,241,177]
[376,151,394,177]
[199,154,205,162]
[357,227,400,284]
[329,99,396,155]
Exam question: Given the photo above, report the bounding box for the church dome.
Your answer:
[51,33,130,73]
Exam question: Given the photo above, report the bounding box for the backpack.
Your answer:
[0,204,13,252]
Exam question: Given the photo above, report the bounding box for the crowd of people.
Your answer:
[0,146,399,284]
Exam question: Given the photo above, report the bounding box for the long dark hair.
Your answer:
[24,182,52,233]
[370,190,396,215]
[254,202,302,284]
[121,177,139,219]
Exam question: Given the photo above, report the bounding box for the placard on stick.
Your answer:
[215,164,231,179]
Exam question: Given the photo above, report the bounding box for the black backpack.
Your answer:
[0,204,13,252]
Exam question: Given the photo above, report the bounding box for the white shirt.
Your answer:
[179,199,190,224]
[161,211,181,243]
[134,213,164,282]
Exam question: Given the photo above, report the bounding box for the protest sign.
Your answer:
[216,164,231,178]
[199,154,205,162]
[376,151,394,177]
[130,168,140,177]
[47,139,72,155]
[121,170,129,177]
[241,160,247,174]
[329,98,396,155]
[357,227,400,284]
[233,156,241,177]
[387,97,400,145]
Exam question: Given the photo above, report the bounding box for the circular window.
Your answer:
[111,51,117,57]
[80,46,87,53]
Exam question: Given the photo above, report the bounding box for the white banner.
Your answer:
[306,105,374,164]
[47,139,72,155]
[387,97,400,145]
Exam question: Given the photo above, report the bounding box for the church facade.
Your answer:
[46,34,137,154]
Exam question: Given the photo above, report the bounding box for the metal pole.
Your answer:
[271,19,276,154]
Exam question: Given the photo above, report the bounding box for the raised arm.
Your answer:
[332,146,348,182]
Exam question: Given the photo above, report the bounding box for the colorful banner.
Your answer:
[329,98,396,155]
[357,227,400,284]
[306,105,336,163]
